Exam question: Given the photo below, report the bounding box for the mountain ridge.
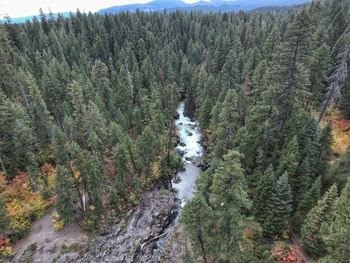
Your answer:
[98,0,311,14]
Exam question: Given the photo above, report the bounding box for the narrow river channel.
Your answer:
[156,102,204,248]
[173,102,204,205]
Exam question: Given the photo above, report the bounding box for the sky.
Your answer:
[0,0,203,19]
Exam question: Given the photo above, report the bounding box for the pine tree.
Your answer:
[293,177,321,231]
[25,73,53,143]
[53,127,77,223]
[182,195,213,263]
[319,178,350,263]
[276,136,300,178]
[212,90,240,159]
[309,44,330,106]
[264,172,293,237]
[69,80,87,145]
[106,121,124,149]
[55,165,77,223]
[326,146,350,190]
[0,27,16,97]
[91,60,113,117]
[135,126,158,176]
[209,150,251,260]
[301,184,338,257]
[253,165,275,225]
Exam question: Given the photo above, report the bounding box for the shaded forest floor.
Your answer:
[289,229,309,263]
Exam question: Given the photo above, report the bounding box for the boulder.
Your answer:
[179,142,186,147]
[185,129,193,136]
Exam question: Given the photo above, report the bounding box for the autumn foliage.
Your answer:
[0,165,55,238]
[319,109,350,155]
[270,242,304,263]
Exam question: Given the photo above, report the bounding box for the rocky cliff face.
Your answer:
[61,188,181,263]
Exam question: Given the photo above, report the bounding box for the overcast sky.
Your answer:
[0,0,201,19]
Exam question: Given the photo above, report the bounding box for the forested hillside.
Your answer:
[0,0,350,262]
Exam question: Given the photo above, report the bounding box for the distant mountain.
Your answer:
[98,0,311,14]
[3,0,310,24]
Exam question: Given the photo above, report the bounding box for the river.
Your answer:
[155,101,204,249]
[173,102,204,205]
[13,102,204,263]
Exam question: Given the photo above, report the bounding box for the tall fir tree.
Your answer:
[301,184,338,257]
[319,178,350,263]
[264,172,293,237]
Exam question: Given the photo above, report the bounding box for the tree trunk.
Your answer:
[197,230,208,263]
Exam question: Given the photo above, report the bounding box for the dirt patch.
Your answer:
[13,211,89,263]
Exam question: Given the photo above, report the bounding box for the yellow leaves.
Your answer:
[151,161,161,178]
[52,211,64,231]
[239,242,245,252]
[41,163,56,190]
[74,170,82,182]
[318,109,350,155]
[0,245,14,257]
[332,127,350,155]
[0,171,51,237]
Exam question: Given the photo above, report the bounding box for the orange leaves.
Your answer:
[333,118,350,132]
[1,171,31,201]
[319,109,350,155]
[332,118,350,155]
[74,170,81,181]
[0,170,51,237]
[270,243,304,263]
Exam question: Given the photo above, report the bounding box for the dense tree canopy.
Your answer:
[0,0,350,261]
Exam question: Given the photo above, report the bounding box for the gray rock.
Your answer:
[185,129,193,136]
[76,188,180,263]
[185,156,193,162]
[176,149,185,156]
[172,174,181,184]
[179,142,186,147]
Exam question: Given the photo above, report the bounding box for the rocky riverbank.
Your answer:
[65,187,180,263]
[14,102,203,263]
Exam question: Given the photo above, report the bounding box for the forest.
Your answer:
[0,0,350,262]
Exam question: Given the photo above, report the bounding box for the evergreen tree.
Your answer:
[293,177,321,231]
[264,172,293,237]
[276,136,300,179]
[53,127,77,223]
[135,126,158,176]
[55,165,77,223]
[253,165,275,225]
[212,89,240,159]
[209,150,251,261]
[326,146,350,190]
[182,195,213,263]
[319,178,350,263]
[301,184,338,257]
[309,44,330,106]
[25,73,53,143]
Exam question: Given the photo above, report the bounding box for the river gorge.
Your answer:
[14,102,205,263]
